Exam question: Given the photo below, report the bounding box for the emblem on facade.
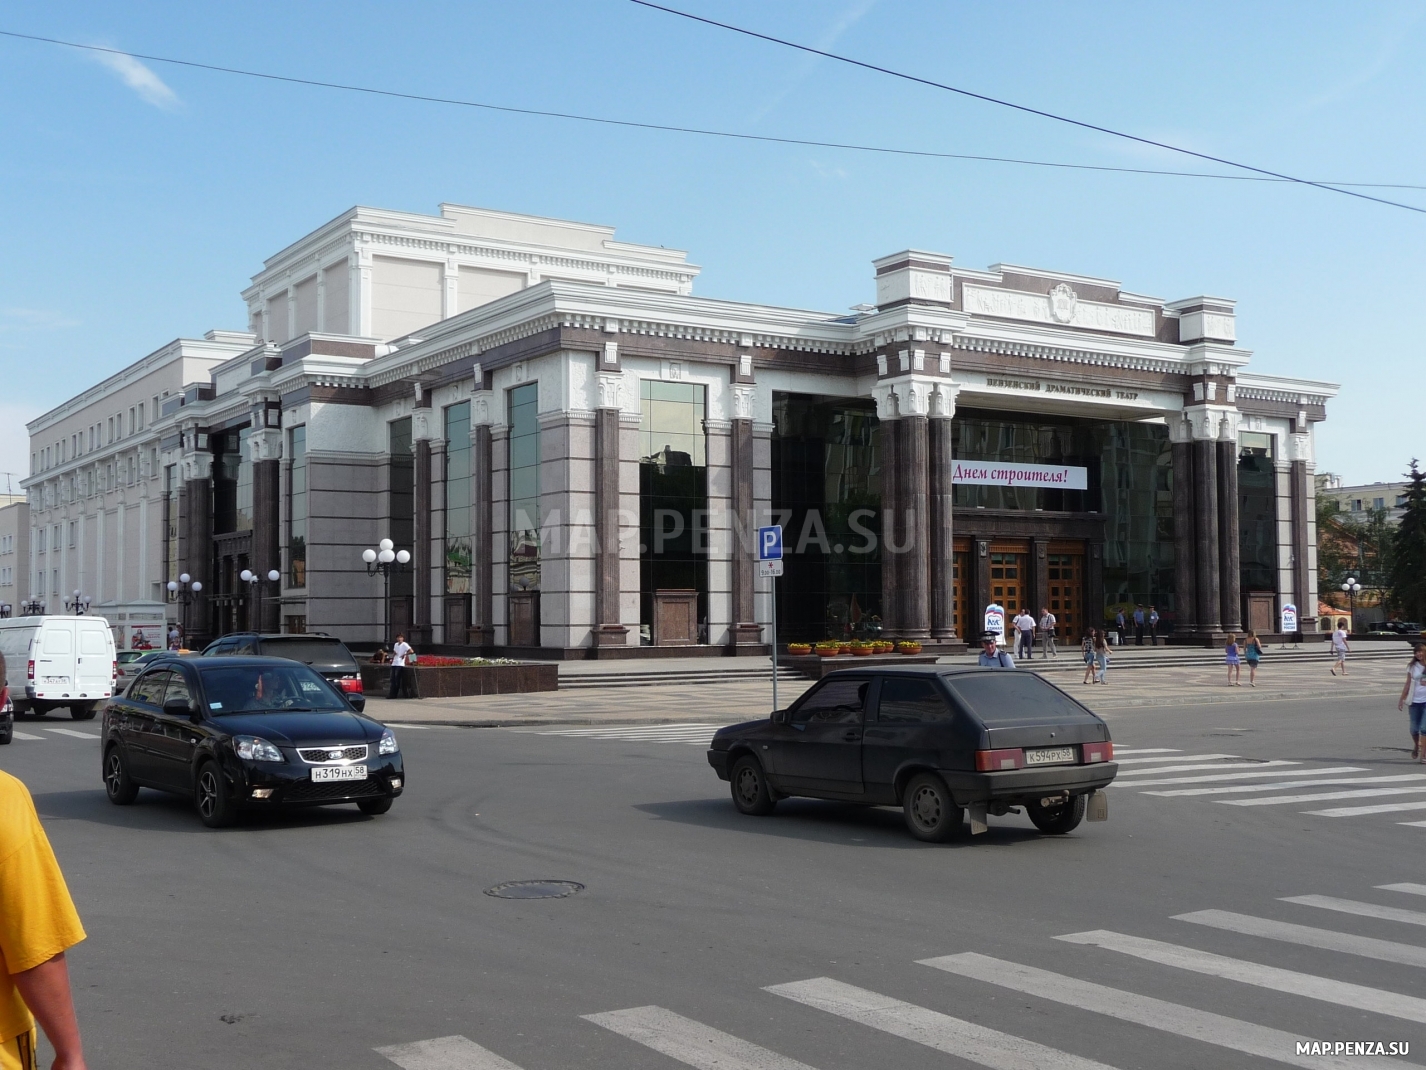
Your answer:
[1048,283,1078,324]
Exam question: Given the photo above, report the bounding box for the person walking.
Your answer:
[1039,607,1058,658]
[1225,634,1242,686]
[1081,628,1098,685]
[0,770,89,1070]
[1243,630,1264,687]
[1330,619,1351,676]
[977,632,1016,669]
[1133,604,1146,646]
[1114,608,1127,646]
[1399,643,1426,762]
[388,633,414,699]
[1148,606,1160,645]
[1012,610,1036,660]
[1094,630,1111,684]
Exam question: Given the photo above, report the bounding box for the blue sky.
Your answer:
[1,0,1422,489]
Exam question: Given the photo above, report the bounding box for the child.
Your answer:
[1243,630,1263,687]
[1225,634,1241,686]
[1330,619,1350,676]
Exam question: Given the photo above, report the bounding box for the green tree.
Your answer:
[1388,460,1426,621]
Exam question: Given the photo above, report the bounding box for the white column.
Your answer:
[442,259,458,319]
[115,503,125,604]
[356,248,373,338]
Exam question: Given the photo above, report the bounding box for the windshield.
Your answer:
[256,637,357,669]
[945,672,1099,726]
[199,664,348,714]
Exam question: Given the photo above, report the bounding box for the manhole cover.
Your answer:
[484,880,584,900]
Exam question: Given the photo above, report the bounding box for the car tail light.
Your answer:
[338,674,363,694]
[26,660,34,682]
[1082,741,1114,764]
[111,660,118,681]
[975,748,1025,772]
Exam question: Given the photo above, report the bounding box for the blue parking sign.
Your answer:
[757,525,783,561]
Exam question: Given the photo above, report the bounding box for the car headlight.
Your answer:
[378,730,399,755]
[233,735,284,762]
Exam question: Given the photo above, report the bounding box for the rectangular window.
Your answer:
[288,426,307,587]
[213,429,254,533]
[37,528,45,554]
[507,385,540,592]
[1373,497,1385,510]
[107,418,114,443]
[138,402,145,430]
[445,402,472,594]
[68,522,76,548]
[129,407,136,435]
[639,380,708,642]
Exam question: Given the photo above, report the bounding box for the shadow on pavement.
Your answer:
[33,787,377,834]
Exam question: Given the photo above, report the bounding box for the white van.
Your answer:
[0,616,116,720]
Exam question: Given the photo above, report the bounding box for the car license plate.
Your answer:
[1025,746,1076,766]
[311,765,368,782]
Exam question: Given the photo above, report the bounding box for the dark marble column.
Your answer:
[470,425,493,646]
[728,416,762,648]
[593,408,628,647]
[879,416,901,637]
[182,477,213,644]
[1032,537,1050,623]
[1290,458,1313,633]
[1193,439,1221,632]
[1217,439,1243,632]
[412,438,432,645]
[1171,440,1198,633]
[901,415,931,639]
[928,416,955,639]
[251,459,281,632]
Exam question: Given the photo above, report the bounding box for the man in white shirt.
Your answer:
[1329,621,1350,677]
[388,633,414,699]
[1038,607,1057,658]
[1012,610,1036,660]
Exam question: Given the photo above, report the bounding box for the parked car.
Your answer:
[707,666,1117,841]
[0,615,116,719]
[102,655,402,827]
[1367,621,1422,635]
[116,650,168,694]
[200,633,365,712]
[0,652,11,745]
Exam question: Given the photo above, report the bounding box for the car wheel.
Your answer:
[729,755,777,816]
[0,728,11,746]
[195,762,238,828]
[1027,793,1087,835]
[902,773,964,843]
[103,747,139,805]
[70,704,97,721]
[357,796,393,816]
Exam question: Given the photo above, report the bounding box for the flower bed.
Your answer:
[360,659,557,698]
[410,655,518,667]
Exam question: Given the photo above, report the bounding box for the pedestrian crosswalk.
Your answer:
[1111,745,1426,830]
[6,726,101,742]
[505,722,723,745]
[373,879,1426,1069]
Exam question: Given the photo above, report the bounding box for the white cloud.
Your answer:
[89,49,180,110]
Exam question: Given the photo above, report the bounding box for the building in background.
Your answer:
[1317,474,1411,526]
[25,202,1338,653]
[0,499,30,614]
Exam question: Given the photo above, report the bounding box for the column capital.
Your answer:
[874,375,957,420]
[597,372,625,411]
[247,428,283,463]
[180,451,213,483]
[1180,405,1241,443]
[470,390,500,431]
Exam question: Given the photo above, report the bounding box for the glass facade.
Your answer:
[388,418,414,603]
[212,427,253,534]
[288,426,307,588]
[770,394,882,642]
[445,401,472,595]
[163,464,178,589]
[1239,432,1277,592]
[639,381,707,641]
[507,385,540,591]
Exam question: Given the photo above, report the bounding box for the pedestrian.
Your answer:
[0,770,89,1070]
[1081,628,1098,685]
[1012,609,1036,660]
[1148,606,1160,645]
[1114,608,1127,646]
[1399,644,1426,762]
[1133,604,1146,646]
[1225,634,1242,686]
[1243,630,1264,687]
[388,633,414,699]
[1330,619,1351,676]
[1094,630,1111,683]
[1039,606,1057,658]
[167,625,181,651]
[977,632,1016,669]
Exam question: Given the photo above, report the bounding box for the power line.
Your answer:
[626,0,1426,215]
[2,28,1423,198]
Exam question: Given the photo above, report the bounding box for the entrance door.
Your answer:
[1046,542,1085,642]
[989,541,1029,617]
[952,538,970,638]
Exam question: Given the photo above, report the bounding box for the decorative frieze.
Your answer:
[963,283,1155,337]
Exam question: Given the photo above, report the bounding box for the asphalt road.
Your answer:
[3,688,1424,1069]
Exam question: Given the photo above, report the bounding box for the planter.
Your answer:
[786,643,812,656]
[837,643,852,654]
[815,647,841,658]
[359,661,559,699]
[897,643,924,655]
[850,645,873,656]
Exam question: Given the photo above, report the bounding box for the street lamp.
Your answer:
[0,603,10,619]
[166,573,204,648]
[20,598,46,616]
[361,538,411,643]
[239,568,282,632]
[1340,576,1362,633]
[64,589,92,615]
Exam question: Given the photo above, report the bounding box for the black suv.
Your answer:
[202,633,365,712]
[708,666,1117,841]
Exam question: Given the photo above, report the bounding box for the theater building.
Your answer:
[24,203,1336,653]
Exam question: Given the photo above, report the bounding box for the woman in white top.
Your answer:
[1399,644,1426,763]
[1329,620,1351,676]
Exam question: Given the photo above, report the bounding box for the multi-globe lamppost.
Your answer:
[239,568,281,632]
[167,573,203,647]
[64,590,92,614]
[1340,575,1362,633]
[361,539,411,644]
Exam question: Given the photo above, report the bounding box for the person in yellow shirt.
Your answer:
[0,771,87,1070]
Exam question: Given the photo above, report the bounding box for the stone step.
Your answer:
[560,667,804,689]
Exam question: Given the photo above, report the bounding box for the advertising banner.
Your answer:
[952,460,1088,490]
[983,603,1005,637]
[1280,603,1298,634]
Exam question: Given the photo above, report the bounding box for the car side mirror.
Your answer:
[163,697,196,720]
[771,709,788,725]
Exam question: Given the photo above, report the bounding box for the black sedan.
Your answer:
[101,655,403,828]
[708,666,1116,841]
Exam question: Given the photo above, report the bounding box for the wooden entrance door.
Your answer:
[1046,542,1085,642]
[952,538,970,638]
[989,541,1029,617]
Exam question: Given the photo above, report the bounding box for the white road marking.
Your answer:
[1113,753,1240,765]
[43,728,99,739]
[1146,775,1426,797]
[919,952,1395,1070]
[1113,761,1299,777]
[1305,800,1426,817]
[10,731,45,741]
[375,1034,524,1070]
[766,976,1122,1070]
[1057,929,1426,1024]
[1221,785,1426,807]
[583,1005,819,1070]
[1281,895,1426,927]
[1400,821,1426,828]
[1111,765,1362,788]
[1109,748,1181,755]
[1379,883,1426,897]
[1173,909,1426,968]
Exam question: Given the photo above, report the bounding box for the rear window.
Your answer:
[944,672,1096,726]
[256,637,356,669]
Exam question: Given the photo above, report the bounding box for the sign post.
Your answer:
[757,525,784,714]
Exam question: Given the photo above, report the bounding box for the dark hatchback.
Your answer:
[201,633,366,712]
[708,666,1117,841]
[102,655,403,827]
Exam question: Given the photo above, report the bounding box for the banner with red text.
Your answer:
[951,460,1088,490]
